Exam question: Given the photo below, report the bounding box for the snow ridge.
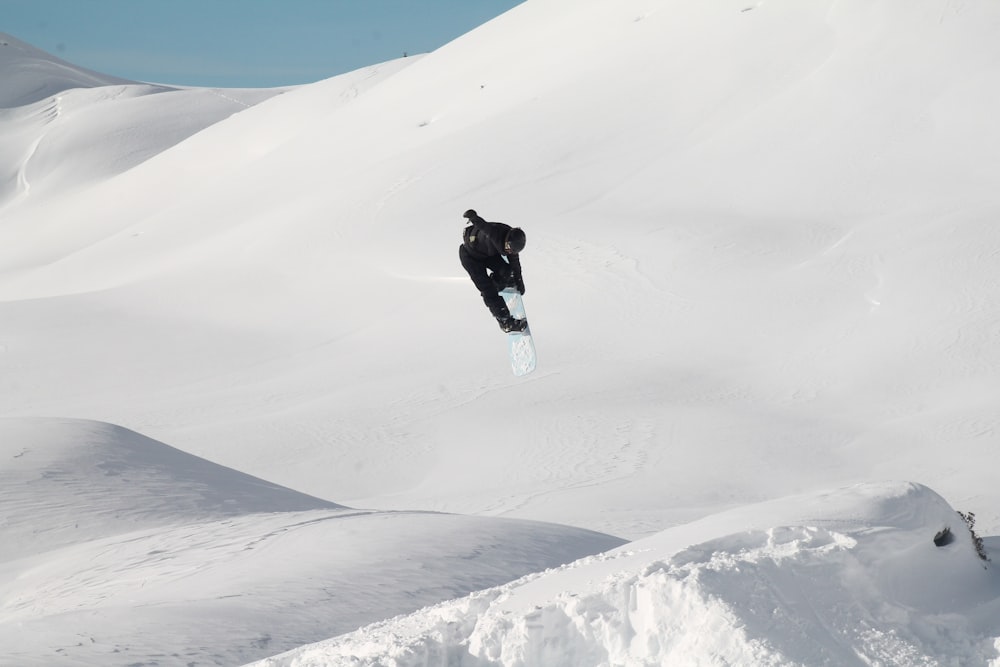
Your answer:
[0,32,143,108]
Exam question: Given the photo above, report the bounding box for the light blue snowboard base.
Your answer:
[501,288,536,376]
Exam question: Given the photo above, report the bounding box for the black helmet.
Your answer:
[504,227,526,254]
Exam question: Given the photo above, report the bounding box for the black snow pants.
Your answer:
[459,245,513,320]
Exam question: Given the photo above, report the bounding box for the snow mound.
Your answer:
[253,483,1000,666]
[0,417,626,666]
[0,416,342,561]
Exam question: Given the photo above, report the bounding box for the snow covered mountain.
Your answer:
[0,32,286,211]
[0,32,139,107]
[2,0,1000,664]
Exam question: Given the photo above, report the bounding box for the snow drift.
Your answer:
[254,483,1000,666]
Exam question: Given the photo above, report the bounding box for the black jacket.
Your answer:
[463,214,509,258]
[462,212,523,286]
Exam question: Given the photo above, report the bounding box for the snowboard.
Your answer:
[501,287,536,376]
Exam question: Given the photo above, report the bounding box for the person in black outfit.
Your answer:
[459,209,528,332]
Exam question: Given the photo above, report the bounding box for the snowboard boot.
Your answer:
[489,300,525,332]
[498,315,528,333]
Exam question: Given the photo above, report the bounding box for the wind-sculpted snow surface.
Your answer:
[0,418,625,666]
[253,483,1000,666]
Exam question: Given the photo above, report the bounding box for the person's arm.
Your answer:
[508,253,525,294]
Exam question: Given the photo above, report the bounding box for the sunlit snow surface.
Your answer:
[3,0,1000,663]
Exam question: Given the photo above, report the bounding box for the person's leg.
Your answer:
[460,246,511,320]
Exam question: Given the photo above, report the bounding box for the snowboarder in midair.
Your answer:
[459,209,528,332]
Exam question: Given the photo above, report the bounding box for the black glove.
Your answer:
[463,209,477,220]
[517,279,525,295]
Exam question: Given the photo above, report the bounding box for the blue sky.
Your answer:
[3,0,526,88]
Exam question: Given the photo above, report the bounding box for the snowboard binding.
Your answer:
[498,316,528,333]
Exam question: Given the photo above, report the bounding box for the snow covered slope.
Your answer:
[2,0,1000,664]
[0,31,284,209]
[0,417,342,562]
[0,417,624,666]
[255,483,1000,667]
[3,0,999,542]
[0,32,138,107]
